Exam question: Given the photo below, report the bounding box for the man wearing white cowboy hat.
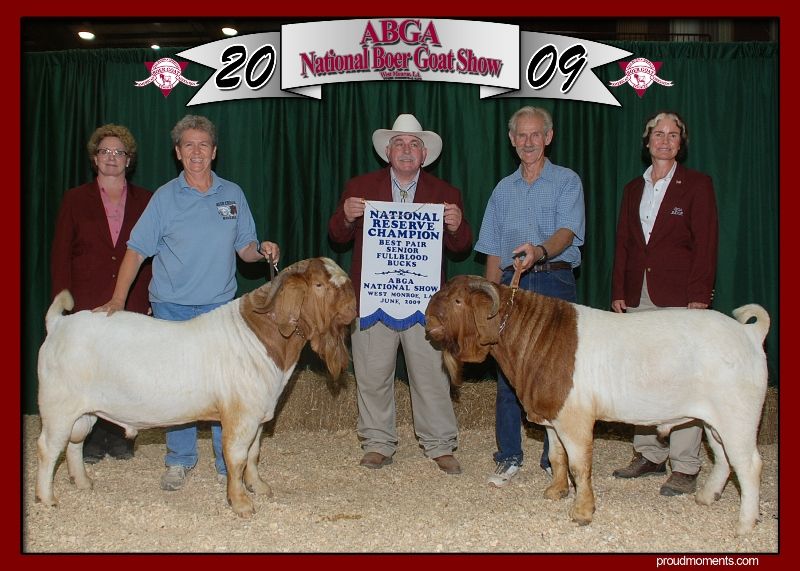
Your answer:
[328,113,472,474]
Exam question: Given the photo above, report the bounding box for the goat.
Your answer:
[36,257,356,517]
[425,275,770,536]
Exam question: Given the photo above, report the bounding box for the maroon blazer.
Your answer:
[50,180,153,313]
[328,167,473,311]
[611,164,718,308]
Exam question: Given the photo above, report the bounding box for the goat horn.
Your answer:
[262,259,310,307]
[468,278,500,317]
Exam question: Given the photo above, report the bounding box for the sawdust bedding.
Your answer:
[22,414,778,554]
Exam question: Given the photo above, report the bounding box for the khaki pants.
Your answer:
[351,321,458,459]
[627,275,703,475]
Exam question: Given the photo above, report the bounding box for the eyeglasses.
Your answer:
[96,148,129,158]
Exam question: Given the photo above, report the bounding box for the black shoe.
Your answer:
[107,436,135,460]
[612,453,667,478]
[108,446,134,460]
[83,419,111,463]
[83,442,105,464]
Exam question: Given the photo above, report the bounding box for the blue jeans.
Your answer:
[151,300,229,475]
[493,268,577,469]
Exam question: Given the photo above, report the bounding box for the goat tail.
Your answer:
[45,290,74,334]
[733,304,770,343]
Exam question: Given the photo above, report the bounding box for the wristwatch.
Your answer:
[256,241,264,256]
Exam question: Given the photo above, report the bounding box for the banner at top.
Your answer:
[178,19,631,107]
[281,19,519,99]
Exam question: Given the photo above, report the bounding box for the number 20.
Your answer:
[526,43,587,94]
[215,44,276,91]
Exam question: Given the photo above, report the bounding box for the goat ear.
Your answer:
[249,284,273,313]
[270,279,306,337]
[472,291,500,346]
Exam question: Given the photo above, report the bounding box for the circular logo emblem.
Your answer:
[608,57,673,98]
[623,58,656,89]
[150,58,182,90]
[134,58,199,98]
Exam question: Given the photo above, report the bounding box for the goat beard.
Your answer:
[441,350,464,386]
[310,324,350,381]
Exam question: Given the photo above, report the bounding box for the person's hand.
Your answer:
[687,302,708,309]
[343,197,366,224]
[93,298,125,316]
[443,202,462,234]
[259,241,280,264]
[511,243,537,272]
[611,299,627,313]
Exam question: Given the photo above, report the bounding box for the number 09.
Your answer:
[526,43,587,94]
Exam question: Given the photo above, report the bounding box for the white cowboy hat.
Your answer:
[372,114,442,167]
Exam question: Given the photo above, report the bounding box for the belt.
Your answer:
[532,261,572,273]
[503,261,572,273]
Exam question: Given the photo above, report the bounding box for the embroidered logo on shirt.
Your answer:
[216,201,238,220]
[671,207,684,216]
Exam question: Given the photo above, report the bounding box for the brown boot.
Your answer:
[612,453,667,478]
[432,454,462,475]
[659,471,698,496]
[359,452,393,469]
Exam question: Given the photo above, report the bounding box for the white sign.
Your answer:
[360,201,444,330]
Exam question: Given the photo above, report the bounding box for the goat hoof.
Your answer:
[229,496,255,517]
[69,476,93,490]
[569,509,594,525]
[245,478,272,496]
[544,485,569,501]
[35,495,58,507]
[695,488,721,506]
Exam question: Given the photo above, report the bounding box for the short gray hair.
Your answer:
[508,106,553,135]
[171,115,217,147]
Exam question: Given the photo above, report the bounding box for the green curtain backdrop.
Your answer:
[22,41,779,413]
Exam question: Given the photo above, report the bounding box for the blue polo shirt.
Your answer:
[475,160,585,270]
[128,171,258,305]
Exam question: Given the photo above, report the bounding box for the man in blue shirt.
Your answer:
[474,106,585,487]
[95,115,280,491]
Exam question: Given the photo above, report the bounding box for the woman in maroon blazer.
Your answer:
[50,124,152,463]
[610,111,718,497]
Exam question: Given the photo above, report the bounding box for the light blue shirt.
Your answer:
[475,160,585,270]
[128,171,258,305]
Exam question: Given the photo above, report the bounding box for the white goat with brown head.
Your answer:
[425,275,770,536]
[36,257,356,517]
